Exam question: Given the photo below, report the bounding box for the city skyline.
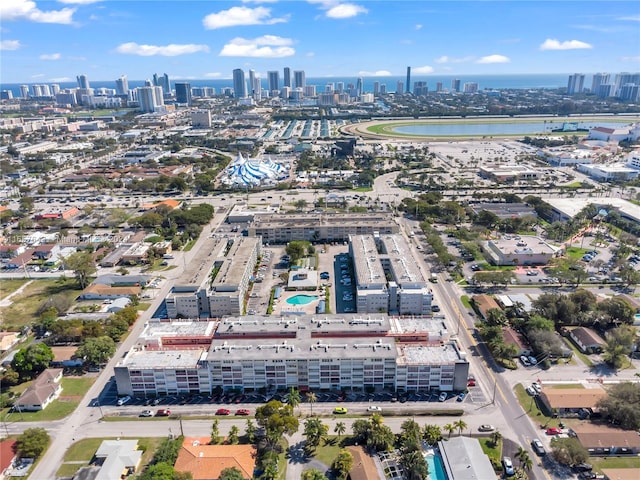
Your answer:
[1,1,639,84]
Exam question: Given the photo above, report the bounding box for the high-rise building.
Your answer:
[567,74,585,95]
[451,79,461,92]
[248,70,261,99]
[414,81,428,96]
[175,82,192,105]
[233,69,247,98]
[283,67,291,88]
[336,82,344,94]
[619,84,640,102]
[0,90,13,100]
[138,86,162,112]
[396,81,404,94]
[591,73,609,94]
[20,85,29,99]
[268,71,280,92]
[356,77,363,98]
[380,84,387,95]
[463,82,479,94]
[31,85,43,97]
[50,84,60,95]
[281,86,291,99]
[613,73,640,96]
[153,73,170,94]
[373,81,380,96]
[115,75,129,96]
[406,67,411,94]
[294,70,306,89]
[436,82,443,92]
[191,110,212,128]
[76,74,90,89]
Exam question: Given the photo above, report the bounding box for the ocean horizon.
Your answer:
[0,73,572,98]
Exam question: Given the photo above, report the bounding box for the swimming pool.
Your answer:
[286,295,318,305]
[424,451,448,480]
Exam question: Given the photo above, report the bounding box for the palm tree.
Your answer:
[422,424,442,445]
[490,430,502,448]
[210,419,220,444]
[444,423,455,439]
[334,421,346,438]
[453,419,467,436]
[399,450,430,480]
[304,417,328,449]
[515,446,531,471]
[287,387,301,413]
[307,391,317,415]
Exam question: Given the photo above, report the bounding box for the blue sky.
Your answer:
[1,0,639,83]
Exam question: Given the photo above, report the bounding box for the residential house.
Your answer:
[72,439,142,480]
[538,387,607,418]
[14,369,63,411]
[79,284,141,300]
[569,327,606,354]
[471,294,502,321]
[50,346,82,368]
[0,439,17,480]
[572,423,640,456]
[174,437,256,480]
[502,327,531,357]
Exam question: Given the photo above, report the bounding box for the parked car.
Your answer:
[333,407,348,414]
[531,439,546,456]
[528,356,538,365]
[155,409,171,416]
[116,395,131,406]
[235,409,250,416]
[520,355,531,367]
[531,382,542,394]
[502,457,515,476]
[456,392,466,402]
[216,408,231,415]
[478,424,495,432]
[438,392,448,402]
[546,427,563,435]
[431,305,440,312]
[366,405,382,412]
[139,410,153,417]
[526,386,537,396]
[572,463,593,473]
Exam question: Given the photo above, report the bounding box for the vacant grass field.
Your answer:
[591,456,640,473]
[0,279,30,300]
[565,246,592,260]
[0,278,82,330]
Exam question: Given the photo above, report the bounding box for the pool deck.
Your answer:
[274,289,325,315]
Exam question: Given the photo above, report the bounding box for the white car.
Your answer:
[117,395,131,406]
[367,405,382,412]
[520,355,531,367]
[526,386,537,396]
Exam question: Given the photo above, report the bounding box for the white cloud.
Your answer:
[413,65,434,74]
[434,55,474,64]
[415,24,423,30]
[219,36,295,58]
[618,15,640,21]
[0,39,22,51]
[621,55,640,62]
[204,72,223,78]
[203,6,288,29]
[476,54,510,64]
[357,70,392,76]
[326,3,367,19]
[116,42,210,56]
[31,73,46,78]
[49,77,72,82]
[1,0,76,24]
[539,38,592,50]
[40,53,61,60]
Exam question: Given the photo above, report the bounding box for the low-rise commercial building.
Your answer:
[482,235,557,266]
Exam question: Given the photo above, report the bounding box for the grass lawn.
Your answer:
[477,263,515,271]
[550,383,585,389]
[460,295,472,309]
[591,456,640,473]
[352,186,373,192]
[312,435,353,468]
[183,239,196,251]
[562,337,595,367]
[479,437,502,465]
[57,436,163,478]
[512,384,562,428]
[136,302,151,311]
[0,278,82,330]
[1,377,94,422]
[0,279,29,300]
[565,246,591,260]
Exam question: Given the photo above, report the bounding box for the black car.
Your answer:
[572,463,593,473]
[531,439,546,456]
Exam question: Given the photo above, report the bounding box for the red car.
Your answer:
[216,408,231,415]
[156,409,171,417]
[467,379,476,387]
[546,427,562,435]
[235,409,250,416]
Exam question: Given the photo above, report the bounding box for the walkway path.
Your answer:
[0,280,33,307]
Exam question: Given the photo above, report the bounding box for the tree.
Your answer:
[210,419,220,444]
[307,391,317,415]
[64,251,96,289]
[453,419,467,436]
[301,469,327,480]
[334,421,346,438]
[227,425,239,445]
[255,400,299,449]
[139,462,192,480]
[399,450,430,480]
[16,428,50,458]
[515,446,531,470]
[422,424,442,445]
[150,436,183,465]
[75,336,116,366]
[597,382,640,430]
[285,240,310,263]
[490,430,502,448]
[550,437,588,466]
[332,449,353,480]
[400,419,422,452]
[12,343,54,380]
[303,417,328,450]
[287,387,301,412]
[219,467,245,480]
[443,423,455,439]
[245,419,256,443]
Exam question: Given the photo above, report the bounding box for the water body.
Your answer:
[286,295,318,305]
[1,74,570,98]
[391,121,633,137]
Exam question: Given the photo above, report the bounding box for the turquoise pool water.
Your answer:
[424,452,448,480]
[286,295,318,305]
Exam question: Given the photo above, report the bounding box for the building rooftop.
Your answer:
[489,235,557,255]
[572,422,640,449]
[378,234,426,286]
[140,320,217,342]
[118,349,207,369]
[350,234,386,287]
[396,341,465,365]
[545,196,640,223]
[439,436,496,480]
[174,438,256,480]
[212,237,260,291]
[539,387,607,409]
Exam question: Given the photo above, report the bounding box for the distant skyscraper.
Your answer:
[283,67,291,88]
[613,72,640,96]
[356,77,363,98]
[619,83,640,102]
[294,70,306,89]
[50,84,60,95]
[233,68,247,98]
[268,71,280,92]
[406,67,411,94]
[451,79,461,92]
[144,78,153,87]
[153,73,170,94]
[175,82,192,105]
[138,86,161,112]
[380,84,387,95]
[591,73,609,94]
[373,81,380,95]
[115,75,129,95]
[396,81,404,94]
[0,90,12,100]
[77,74,90,89]
[336,82,344,94]
[248,70,261,99]
[463,82,479,93]
[20,85,29,99]
[567,74,585,95]
[414,81,428,96]
[436,82,443,92]
[31,85,43,97]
